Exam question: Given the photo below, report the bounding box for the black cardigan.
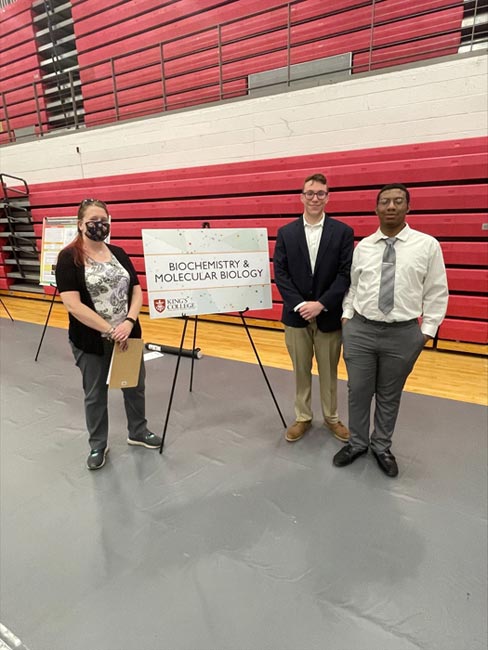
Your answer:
[55,244,142,354]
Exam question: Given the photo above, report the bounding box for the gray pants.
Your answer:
[342,313,426,453]
[71,340,148,450]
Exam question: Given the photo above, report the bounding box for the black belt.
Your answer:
[353,311,418,328]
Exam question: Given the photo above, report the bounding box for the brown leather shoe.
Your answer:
[285,420,312,442]
[325,420,350,442]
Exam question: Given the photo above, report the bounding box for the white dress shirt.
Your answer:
[342,224,448,337]
[304,213,324,273]
[294,214,325,311]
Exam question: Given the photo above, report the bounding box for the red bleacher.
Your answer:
[0,4,485,347]
[73,0,466,127]
[0,250,11,290]
[0,0,45,144]
[16,136,487,345]
[0,0,471,139]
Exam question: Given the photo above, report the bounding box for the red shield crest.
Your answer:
[154,298,166,313]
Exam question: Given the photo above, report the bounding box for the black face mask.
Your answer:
[85,220,110,242]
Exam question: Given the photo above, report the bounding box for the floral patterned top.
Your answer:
[56,244,141,354]
[85,254,130,327]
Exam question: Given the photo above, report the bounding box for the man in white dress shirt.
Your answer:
[334,183,448,477]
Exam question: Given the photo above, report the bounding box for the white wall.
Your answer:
[1,54,487,185]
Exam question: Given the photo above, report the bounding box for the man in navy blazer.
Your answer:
[273,173,354,443]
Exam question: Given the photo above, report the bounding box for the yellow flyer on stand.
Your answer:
[39,217,78,286]
[39,216,110,286]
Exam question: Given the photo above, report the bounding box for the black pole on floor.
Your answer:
[0,297,14,321]
[159,315,189,454]
[189,315,198,392]
[239,308,287,429]
[35,287,57,362]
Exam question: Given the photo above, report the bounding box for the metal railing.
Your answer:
[1,0,486,144]
[0,173,37,282]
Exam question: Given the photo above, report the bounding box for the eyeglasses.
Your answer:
[80,198,107,208]
[378,197,407,206]
[302,190,328,200]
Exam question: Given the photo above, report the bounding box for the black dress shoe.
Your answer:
[372,450,398,477]
[333,444,368,467]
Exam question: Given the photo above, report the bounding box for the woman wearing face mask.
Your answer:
[55,198,161,470]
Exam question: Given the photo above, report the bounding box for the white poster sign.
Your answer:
[39,217,78,286]
[142,228,272,318]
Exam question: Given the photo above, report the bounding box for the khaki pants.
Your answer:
[285,322,342,423]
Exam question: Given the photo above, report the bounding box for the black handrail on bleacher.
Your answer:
[0,174,36,281]
[0,0,486,143]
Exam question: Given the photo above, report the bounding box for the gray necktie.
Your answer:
[378,237,397,314]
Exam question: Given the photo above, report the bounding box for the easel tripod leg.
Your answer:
[189,315,198,392]
[0,297,14,321]
[239,310,287,428]
[159,316,189,453]
[35,288,57,362]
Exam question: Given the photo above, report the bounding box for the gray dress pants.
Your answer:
[71,340,148,450]
[342,313,426,453]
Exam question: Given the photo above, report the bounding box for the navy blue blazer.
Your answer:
[273,215,354,331]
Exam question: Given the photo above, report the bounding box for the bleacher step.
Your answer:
[5,259,40,266]
[7,272,41,281]
[8,283,44,294]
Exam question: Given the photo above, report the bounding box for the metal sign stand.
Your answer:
[154,220,285,454]
[35,286,57,361]
[159,308,286,453]
[0,297,14,321]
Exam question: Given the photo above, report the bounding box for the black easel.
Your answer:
[35,286,57,361]
[159,315,190,452]
[159,309,286,453]
[0,297,14,321]
[189,314,198,392]
[239,307,286,428]
[159,222,286,453]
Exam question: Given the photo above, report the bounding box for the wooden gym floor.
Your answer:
[0,293,486,406]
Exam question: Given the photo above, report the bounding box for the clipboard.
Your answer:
[107,339,144,389]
